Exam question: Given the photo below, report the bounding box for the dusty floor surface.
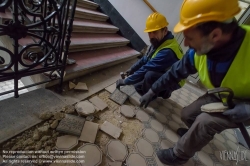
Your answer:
[0,90,143,166]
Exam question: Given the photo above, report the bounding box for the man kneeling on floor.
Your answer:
[116,12,184,100]
[139,0,250,165]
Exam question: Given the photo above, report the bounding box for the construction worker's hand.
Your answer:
[139,89,155,108]
[116,79,126,90]
[223,104,250,123]
[125,69,133,76]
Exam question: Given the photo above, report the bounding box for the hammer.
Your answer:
[120,72,128,79]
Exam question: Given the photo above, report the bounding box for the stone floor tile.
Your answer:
[105,83,116,93]
[171,113,182,124]
[144,106,155,115]
[108,162,122,166]
[158,106,171,116]
[129,92,141,106]
[120,105,135,118]
[56,135,78,150]
[89,96,108,111]
[78,143,102,166]
[110,89,128,105]
[226,140,238,150]
[197,151,214,166]
[135,138,154,157]
[75,100,95,116]
[136,110,150,122]
[79,121,99,143]
[214,134,226,143]
[226,129,236,135]
[178,98,189,107]
[213,139,228,151]
[126,153,147,166]
[202,144,213,154]
[56,114,85,136]
[224,132,238,143]
[154,111,168,124]
[143,128,160,143]
[150,119,164,132]
[162,100,174,110]
[120,85,136,96]
[173,107,182,117]
[69,81,76,90]
[148,100,160,109]
[164,129,179,143]
[74,82,88,91]
[100,121,122,139]
[106,140,128,161]
[160,139,174,149]
[168,120,181,132]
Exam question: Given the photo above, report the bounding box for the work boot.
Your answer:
[156,148,188,165]
[177,128,188,137]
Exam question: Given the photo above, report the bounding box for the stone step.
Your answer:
[69,33,129,52]
[73,19,119,33]
[77,0,99,10]
[74,7,108,21]
[64,46,140,81]
[18,33,129,52]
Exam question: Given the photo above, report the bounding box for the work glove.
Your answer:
[116,79,126,90]
[125,69,134,76]
[139,89,155,108]
[222,104,250,123]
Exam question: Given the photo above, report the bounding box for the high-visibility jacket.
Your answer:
[194,25,250,99]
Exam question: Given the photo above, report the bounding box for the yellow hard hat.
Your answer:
[174,0,241,33]
[144,12,169,32]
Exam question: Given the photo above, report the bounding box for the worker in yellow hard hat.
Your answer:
[139,0,250,165]
[116,12,184,100]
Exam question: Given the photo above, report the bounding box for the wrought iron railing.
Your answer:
[0,0,77,98]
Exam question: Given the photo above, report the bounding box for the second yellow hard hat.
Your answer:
[174,0,241,33]
[144,12,169,33]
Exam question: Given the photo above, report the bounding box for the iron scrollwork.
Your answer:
[0,0,77,97]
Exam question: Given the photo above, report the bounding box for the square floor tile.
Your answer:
[109,89,128,105]
[56,114,85,136]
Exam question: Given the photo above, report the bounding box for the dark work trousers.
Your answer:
[173,93,250,159]
[133,71,180,99]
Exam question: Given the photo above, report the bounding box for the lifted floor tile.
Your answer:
[120,85,136,96]
[74,82,88,91]
[109,89,128,105]
[89,96,108,111]
[105,83,116,93]
[56,135,78,150]
[56,114,85,136]
[120,105,135,118]
[79,121,99,143]
[75,100,95,116]
[100,121,122,139]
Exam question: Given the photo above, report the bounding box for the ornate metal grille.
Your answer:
[0,0,77,97]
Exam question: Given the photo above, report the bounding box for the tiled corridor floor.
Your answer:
[123,83,250,166]
[0,80,28,101]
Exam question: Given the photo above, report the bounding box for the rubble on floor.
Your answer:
[1,84,249,166]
